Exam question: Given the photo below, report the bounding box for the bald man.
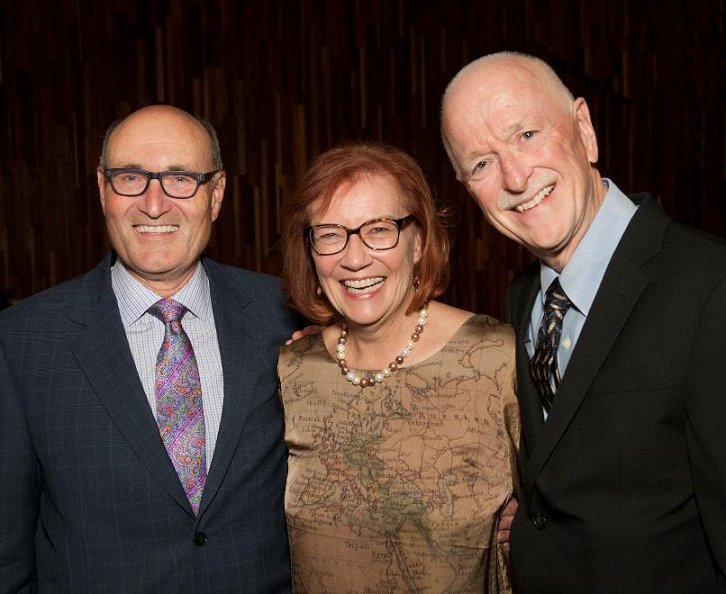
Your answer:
[0,106,296,592]
[442,52,726,593]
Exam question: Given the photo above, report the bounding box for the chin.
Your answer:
[339,307,384,326]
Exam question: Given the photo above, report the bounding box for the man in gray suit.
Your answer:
[0,105,295,592]
[441,52,726,592]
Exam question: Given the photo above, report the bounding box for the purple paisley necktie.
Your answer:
[148,298,207,514]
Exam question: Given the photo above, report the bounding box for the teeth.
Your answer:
[136,225,177,233]
[515,185,554,212]
[343,277,384,293]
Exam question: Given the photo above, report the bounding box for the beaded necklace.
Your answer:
[335,304,429,388]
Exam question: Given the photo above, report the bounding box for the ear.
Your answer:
[573,97,599,164]
[413,226,423,265]
[97,169,108,214]
[209,171,226,222]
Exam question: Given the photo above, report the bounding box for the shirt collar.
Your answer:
[111,261,213,328]
[539,178,637,315]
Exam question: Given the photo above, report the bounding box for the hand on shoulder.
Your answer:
[285,325,321,345]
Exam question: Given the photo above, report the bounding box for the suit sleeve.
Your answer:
[686,273,726,579]
[0,342,38,592]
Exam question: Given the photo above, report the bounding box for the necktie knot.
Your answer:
[148,298,187,324]
[544,279,572,314]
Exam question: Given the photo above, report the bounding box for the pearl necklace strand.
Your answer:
[335,304,430,388]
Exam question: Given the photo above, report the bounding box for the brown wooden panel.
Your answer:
[0,0,722,319]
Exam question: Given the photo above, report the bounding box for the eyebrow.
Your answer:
[111,164,198,172]
[462,121,527,163]
[312,215,400,226]
[502,122,525,134]
[462,148,491,167]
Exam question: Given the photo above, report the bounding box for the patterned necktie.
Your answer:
[529,278,572,411]
[148,298,207,514]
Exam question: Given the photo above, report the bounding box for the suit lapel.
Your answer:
[522,258,648,494]
[509,271,547,467]
[70,258,191,514]
[197,262,257,515]
[521,197,668,495]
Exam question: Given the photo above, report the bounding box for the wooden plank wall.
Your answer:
[0,0,722,318]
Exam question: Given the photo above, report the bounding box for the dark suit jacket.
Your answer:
[0,254,297,593]
[506,196,726,593]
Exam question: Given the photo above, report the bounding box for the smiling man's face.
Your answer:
[97,106,225,296]
[442,57,602,271]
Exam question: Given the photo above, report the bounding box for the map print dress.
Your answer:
[278,315,520,594]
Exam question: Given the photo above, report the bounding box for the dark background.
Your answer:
[1,0,723,318]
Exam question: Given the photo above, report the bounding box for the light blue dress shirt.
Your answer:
[526,179,637,417]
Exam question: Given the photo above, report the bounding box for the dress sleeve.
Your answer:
[501,324,521,498]
[491,321,520,594]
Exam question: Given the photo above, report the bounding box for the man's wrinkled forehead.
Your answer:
[447,65,569,136]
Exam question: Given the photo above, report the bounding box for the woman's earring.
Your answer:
[316,286,323,297]
[413,275,421,290]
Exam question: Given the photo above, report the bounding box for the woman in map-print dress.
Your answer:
[279,143,520,594]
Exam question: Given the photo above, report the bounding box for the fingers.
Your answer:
[496,496,519,551]
[285,325,322,345]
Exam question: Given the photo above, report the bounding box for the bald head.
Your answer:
[99,105,222,171]
[444,52,574,114]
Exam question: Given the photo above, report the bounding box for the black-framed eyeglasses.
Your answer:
[305,215,417,256]
[103,168,220,199]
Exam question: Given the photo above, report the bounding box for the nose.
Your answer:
[137,178,171,218]
[499,153,530,193]
[339,234,372,270]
